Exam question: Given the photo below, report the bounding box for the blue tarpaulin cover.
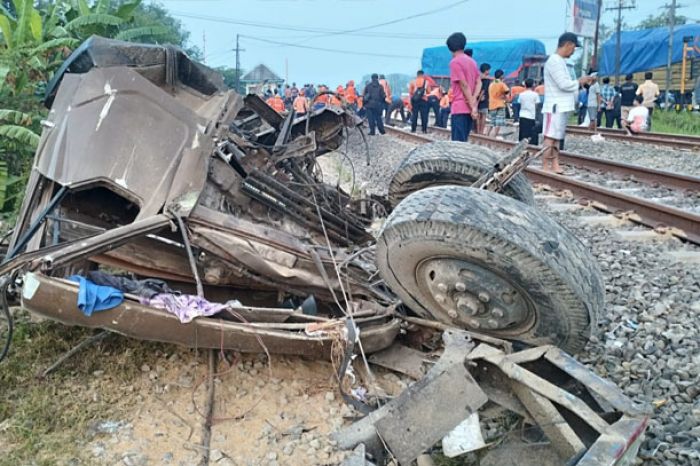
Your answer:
[600,24,700,76]
[421,39,546,76]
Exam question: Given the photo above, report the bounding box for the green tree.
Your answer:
[635,12,688,30]
[131,1,202,59]
[214,66,245,92]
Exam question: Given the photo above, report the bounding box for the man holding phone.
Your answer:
[541,32,596,174]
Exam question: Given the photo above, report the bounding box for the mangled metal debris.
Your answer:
[336,330,651,465]
[0,36,650,464]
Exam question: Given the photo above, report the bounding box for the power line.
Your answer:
[294,0,468,43]
[171,11,559,42]
[241,35,418,60]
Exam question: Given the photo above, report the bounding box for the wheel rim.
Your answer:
[416,257,536,334]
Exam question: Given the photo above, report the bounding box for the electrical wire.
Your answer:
[241,35,417,60]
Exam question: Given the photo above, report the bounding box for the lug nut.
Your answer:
[469,319,481,329]
[437,283,448,292]
[435,294,446,304]
[502,292,514,305]
[456,296,480,316]
[447,309,458,319]
[487,319,499,329]
[491,308,504,318]
[455,281,466,292]
[478,292,490,303]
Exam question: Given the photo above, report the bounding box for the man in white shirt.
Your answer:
[587,77,601,129]
[623,94,649,135]
[517,79,540,145]
[542,32,596,173]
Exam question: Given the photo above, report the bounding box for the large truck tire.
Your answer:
[377,185,603,354]
[388,141,535,208]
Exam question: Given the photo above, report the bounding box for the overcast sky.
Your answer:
[158,0,700,86]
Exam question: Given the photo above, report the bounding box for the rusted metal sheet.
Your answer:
[20,272,400,357]
[368,343,426,379]
[374,360,487,465]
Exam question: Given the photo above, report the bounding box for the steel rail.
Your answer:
[389,125,700,192]
[383,125,700,245]
[564,126,700,151]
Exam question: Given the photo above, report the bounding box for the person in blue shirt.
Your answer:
[577,85,588,124]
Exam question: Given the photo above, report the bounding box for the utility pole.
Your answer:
[591,0,603,69]
[202,30,206,64]
[234,34,245,94]
[605,0,635,86]
[664,0,676,109]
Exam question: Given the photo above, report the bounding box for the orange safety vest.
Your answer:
[535,84,544,96]
[345,85,357,104]
[379,79,392,103]
[316,94,331,105]
[271,96,286,113]
[409,77,429,101]
[510,85,525,102]
[357,95,363,110]
[440,95,450,109]
[293,96,308,113]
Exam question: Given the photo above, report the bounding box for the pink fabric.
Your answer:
[449,53,479,114]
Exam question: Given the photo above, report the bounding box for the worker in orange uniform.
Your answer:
[409,70,430,133]
[336,85,345,100]
[535,79,545,96]
[427,84,442,127]
[379,75,392,122]
[345,80,357,110]
[266,91,286,113]
[313,85,330,110]
[293,89,309,116]
[438,89,451,128]
[487,69,509,137]
[510,81,526,122]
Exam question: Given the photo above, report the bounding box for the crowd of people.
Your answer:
[578,71,659,134]
[260,31,659,173]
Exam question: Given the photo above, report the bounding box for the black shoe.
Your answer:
[379,130,386,135]
[368,132,376,136]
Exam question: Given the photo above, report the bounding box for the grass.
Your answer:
[650,110,700,136]
[0,310,176,465]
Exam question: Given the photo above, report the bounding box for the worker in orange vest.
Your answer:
[438,90,451,128]
[336,85,345,99]
[427,84,442,127]
[345,80,357,110]
[313,85,330,110]
[510,81,526,122]
[293,89,309,116]
[266,92,286,113]
[378,75,392,121]
[409,70,430,133]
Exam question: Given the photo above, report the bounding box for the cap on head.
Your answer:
[558,32,581,48]
[446,32,467,53]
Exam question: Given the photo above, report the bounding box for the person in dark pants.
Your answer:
[387,95,407,124]
[517,79,539,145]
[409,70,430,133]
[362,74,386,135]
[577,85,588,124]
[612,86,622,128]
[427,87,441,126]
[446,32,479,141]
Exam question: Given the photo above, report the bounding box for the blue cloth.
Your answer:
[69,275,124,316]
[600,24,700,76]
[422,39,546,77]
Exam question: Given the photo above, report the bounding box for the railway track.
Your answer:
[564,125,700,151]
[383,125,700,245]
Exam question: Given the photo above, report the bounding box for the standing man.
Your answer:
[379,75,392,122]
[577,85,588,124]
[587,74,601,130]
[636,72,659,130]
[362,74,386,136]
[542,32,594,174]
[487,70,509,137]
[620,74,638,122]
[345,80,357,110]
[409,70,430,133]
[438,89,451,128]
[476,63,491,134]
[510,81,526,122]
[600,77,616,128]
[518,79,540,145]
[446,32,479,142]
[427,85,441,126]
[293,89,308,117]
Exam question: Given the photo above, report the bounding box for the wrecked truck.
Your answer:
[0,37,649,464]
